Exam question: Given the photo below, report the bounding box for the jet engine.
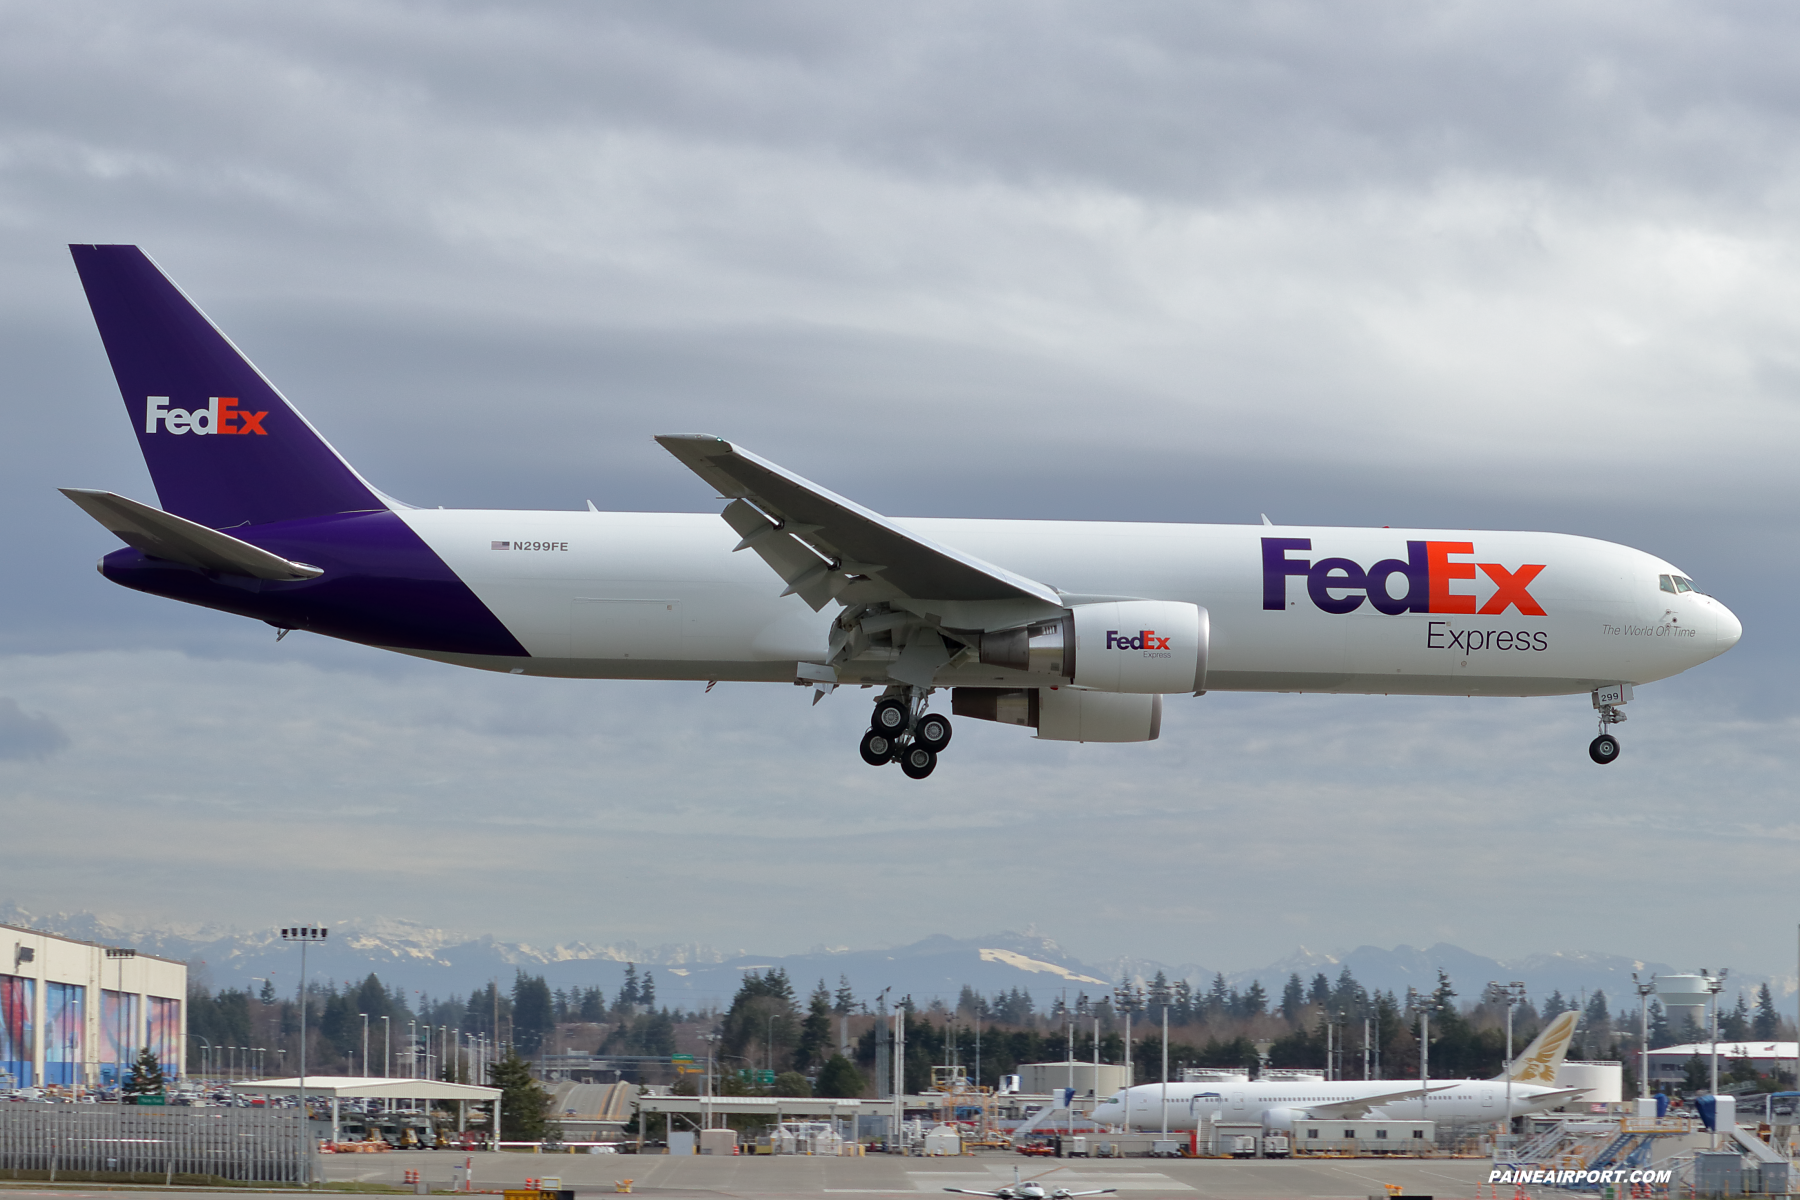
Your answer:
[973,601,1208,694]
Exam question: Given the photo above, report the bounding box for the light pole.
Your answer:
[1419,1006,1430,1124]
[280,924,327,1180]
[105,948,136,1089]
[1159,1003,1169,1141]
[1702,971,1726,1148]
[383,1016,392,1078]
[409,1020,418,1078]
[1490,981,1526,1150]
[1633,974,1656,1100]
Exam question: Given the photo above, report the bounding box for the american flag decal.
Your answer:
[491,541,509,550]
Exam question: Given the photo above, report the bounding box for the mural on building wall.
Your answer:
[1,974,35,1087]
[101,988,139,1083]
[44,982,85,1086]
[149,996,181,1078]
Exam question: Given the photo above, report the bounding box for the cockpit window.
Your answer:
[1660,574,1677,594]
[1676,576,1697,593]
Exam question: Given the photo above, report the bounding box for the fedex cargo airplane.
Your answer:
[1092,1011,1585,1132]
[62,245,1741,778]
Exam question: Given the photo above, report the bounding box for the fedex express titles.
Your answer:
[1264,536,1551,653]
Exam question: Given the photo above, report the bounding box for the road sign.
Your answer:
[671,1054,695,1064]
[756,1070,776,1085]
[133,1094,167,1106]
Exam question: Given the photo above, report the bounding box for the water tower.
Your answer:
[1655,974,1717,1040]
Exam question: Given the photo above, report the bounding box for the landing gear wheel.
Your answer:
[899,744,938,779]
[1589,734,1621,765]
[859,729,898,766]
[872,697,909,735]
[915,713,953,753]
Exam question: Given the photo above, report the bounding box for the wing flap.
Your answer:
[60,488,323,582]
[658,434,1060,608]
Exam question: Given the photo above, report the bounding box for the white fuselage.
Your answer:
[394,508,1740,694]
[1094,1078,1571,1131]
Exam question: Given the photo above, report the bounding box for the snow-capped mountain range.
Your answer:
[0,902,1770,1010]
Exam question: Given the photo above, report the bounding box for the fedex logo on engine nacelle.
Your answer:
[1106,630,1171,651]
[1262,537,1546,616]
[145,396,269,436]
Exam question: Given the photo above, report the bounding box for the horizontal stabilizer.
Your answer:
[60,489,323,581]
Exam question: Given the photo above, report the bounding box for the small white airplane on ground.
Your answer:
[945,1167,1116,1200]
[64,246,1742,776]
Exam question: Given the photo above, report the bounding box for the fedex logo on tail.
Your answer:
[1262,537,1546,616]
[145,396,268,436]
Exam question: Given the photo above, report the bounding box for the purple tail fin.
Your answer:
[70,245,386,529]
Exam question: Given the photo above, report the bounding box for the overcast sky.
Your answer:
[3,1,1798,981]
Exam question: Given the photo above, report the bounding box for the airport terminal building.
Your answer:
[2,923,187,1089]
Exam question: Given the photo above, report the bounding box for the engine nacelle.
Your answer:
[1070,600,1207,694]
[972,601,1208,694]
[952,686,1161,742]
[975,616,1074,679]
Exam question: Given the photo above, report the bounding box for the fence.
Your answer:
[0,1105,311,1183]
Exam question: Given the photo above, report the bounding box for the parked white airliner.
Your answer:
[64,246,1741,777]
[1092,1011,1586,1132]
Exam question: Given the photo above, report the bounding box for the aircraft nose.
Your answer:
[1714,601,1743,655]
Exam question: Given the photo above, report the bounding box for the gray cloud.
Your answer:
[0,697,69,761]
[0,648,1783,973]
[0,1,1793,970]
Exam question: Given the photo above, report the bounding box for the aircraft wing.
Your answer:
[1518,1087,1590,1108]
[942,1191,1004,1197]
[656,434,1061,615]
[1305,1084,1457,1119]
[60,488,323,582]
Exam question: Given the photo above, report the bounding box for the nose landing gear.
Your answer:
[1589,732,1621,764]
[1589,683,1630,765]
[859,687,951,778]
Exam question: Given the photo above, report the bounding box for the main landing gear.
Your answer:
[860,688,953,779]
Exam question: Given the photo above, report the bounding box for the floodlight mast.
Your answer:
[1490,981,1527,1146]
[1633,974,1656,1100]
[280,926,328,1180]
[1703,971,1726,1149]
